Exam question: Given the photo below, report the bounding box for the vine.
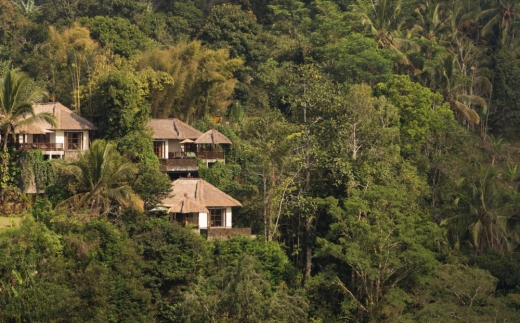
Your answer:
[19,150,56,193]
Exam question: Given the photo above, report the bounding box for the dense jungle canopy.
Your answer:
[2,0,520,322]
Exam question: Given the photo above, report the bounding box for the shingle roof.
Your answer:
[162,178,242,208]
[148,118,203,140]
[18,102,96,132]
[194,128,232,144]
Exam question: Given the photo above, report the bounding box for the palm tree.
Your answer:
[58,140,144,216]
[0,68,56,149]
[480,0,518,47]
[357,0,420,70]
[423,52,490,126]
[444,164,518,253]
[416,2,451,43]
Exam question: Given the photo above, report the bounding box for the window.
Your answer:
[65,132,83,150]
[153,141,164,158]
[210,209,225,227]
[185,213,198,226]
[33,134,50,143]
[174,213,199,227]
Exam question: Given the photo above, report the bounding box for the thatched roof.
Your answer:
[149,118,203,140]
[162,178,242,209]
[17,102,96,133]
[195,128,232,145]
[168,193,209,213]
[18,123,49,134]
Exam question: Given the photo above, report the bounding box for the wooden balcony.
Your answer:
[168,151,197,159]
[17,143,64,151]
[196,151,224,159]
[167,151,224,160]
[159,158,198,172]
[200,227,253,240]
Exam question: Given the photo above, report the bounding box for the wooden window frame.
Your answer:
[65,132,83,150]
[153,141,165,159]
[210,208,225,227]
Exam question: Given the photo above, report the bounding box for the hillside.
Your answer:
[1,0,520,322]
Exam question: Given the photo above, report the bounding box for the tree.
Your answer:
[0,68,56,149]
[131,217,209,322]
[46,24,101,113]
[316,186,442,322]
[443,164,519,253]
[490,47,520,135]
[91,70,150,140]
[356,0,420,71]
[412,264,519,322]
[374,75,449,159]
[137,41,242,122]
[199,4,263,64]
[240,109,302,241]
[57,140,143,217]
[178,255,308,322]
[80,16,152,58]
[0,0,26,48]
[323,34,395,85]
[480,0,518,47]
[423,52,488,126]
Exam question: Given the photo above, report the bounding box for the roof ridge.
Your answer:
[197,180,203,204]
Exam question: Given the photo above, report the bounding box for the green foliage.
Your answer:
[137,41,243,121]
[81,16,152,58]
[178,255,308,322]
[92,70,150,140]
[0,66,54,149]
[37,0,147,22]
[323,33,395,85]
[212,237,298,287]
[132,162,171,210]
[0,0,26,47]
[491,47,520,134]
[411,264,518,322]
[3,0,520,320]
[57,140,144,217]
[316,185,442,321]
[131,216,209,322]
[470,252,520,294]
[375,75,450,158]
[19,149,55,193]
[199,4,263,63]
[0,148,13,192]
[117,130,157,165]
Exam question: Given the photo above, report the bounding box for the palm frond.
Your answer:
[452,100,480,125]
[17,111,57,128]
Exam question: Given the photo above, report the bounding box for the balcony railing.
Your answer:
[17,143,64,151]
[166,151,224,160]
[200,227,253,240]
[168,151,196,159]
[159,158,199,172]
[196,151,224,159]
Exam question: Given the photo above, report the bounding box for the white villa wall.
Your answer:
[82,131,89,150]
[199,212,208,229]
[168,139,182,152]
[225,207,232,228]
[54,131,64,146]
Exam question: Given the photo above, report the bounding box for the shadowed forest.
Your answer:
[2,0,520,322]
